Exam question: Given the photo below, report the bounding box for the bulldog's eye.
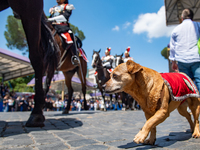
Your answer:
[113,73,118,79]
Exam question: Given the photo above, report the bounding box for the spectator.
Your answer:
[15,96,21,111]
[45,97,51,111]
[20,97,29,111]
[169,8,200,91]
[7,96,14,112]
[77,101,82,111]
[71,99,77,111]
[94,101,97,111]
[3,95,8,112]
[90,102,94,110]
[54,99,61,111]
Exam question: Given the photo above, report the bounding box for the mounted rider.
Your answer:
[48,0,79,66]
[123,46,134,63]
[101,47,115,72]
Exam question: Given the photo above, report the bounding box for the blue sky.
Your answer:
[0,0,176,73]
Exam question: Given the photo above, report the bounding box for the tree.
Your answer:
[4,15,27,55]
[4,15,86,54]
[161,47,168,59]
[0,75,34,92]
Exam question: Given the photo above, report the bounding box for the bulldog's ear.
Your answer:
[126,60,143,74]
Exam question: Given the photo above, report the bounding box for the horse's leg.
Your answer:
[77,58,88,110]
[14,6,45,127]
[110,94,113,110]
[116,93,121,109]
[100,90,107,111]
[62,70,76,114]
[114,94,118,110]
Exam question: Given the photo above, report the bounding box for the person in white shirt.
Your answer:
[169,8,200,91]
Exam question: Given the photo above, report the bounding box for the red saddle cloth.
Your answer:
[160,73,200,101]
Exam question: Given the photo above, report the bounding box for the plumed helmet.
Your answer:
[105,47,111,53]
[125,46,131,54]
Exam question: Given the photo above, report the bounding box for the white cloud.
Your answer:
[133,6,176,39]
[123,22,131,29]
[112,26,120,31]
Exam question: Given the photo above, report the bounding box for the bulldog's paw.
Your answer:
[133,131,148,144]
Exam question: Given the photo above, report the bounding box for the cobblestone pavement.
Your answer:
[0,110,200,150]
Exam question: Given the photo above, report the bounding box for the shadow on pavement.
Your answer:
[118,131,192,149]
[53,111,99,117]
[0,117,83,137]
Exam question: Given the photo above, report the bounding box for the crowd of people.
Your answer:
[0,84,128,112]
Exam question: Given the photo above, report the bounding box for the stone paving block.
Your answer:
[181,143,200,150]
[77,144,109,150]
[67,139,97,147]
[36,142,69,150]
[2,147,33,150]
[108,140,142,149]
[3,129,25,135]
[3,134,30,139]
[34,137,61,144]
[1,138,33,146]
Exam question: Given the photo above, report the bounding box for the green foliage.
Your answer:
[4,15,28,53]
[161,47,168,59]
[0,75,34,92]
[70,24,86,41]
[4,15,86,55]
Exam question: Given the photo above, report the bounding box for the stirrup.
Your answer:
[71,56,79,66]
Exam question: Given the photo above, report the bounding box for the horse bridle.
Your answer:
[93,53,104,70]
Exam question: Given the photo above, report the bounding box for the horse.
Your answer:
[91,49,118,111]
[0,0,60,127]
[115,54,138,110]
[44,20,88,114]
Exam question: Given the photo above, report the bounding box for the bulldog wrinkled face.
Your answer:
[105,63,133,94]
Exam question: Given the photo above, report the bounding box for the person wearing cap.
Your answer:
[123,46,134,63]
[48,0,79,66]
[101,47,115,69]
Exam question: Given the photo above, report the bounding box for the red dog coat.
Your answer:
[160,72,200,102]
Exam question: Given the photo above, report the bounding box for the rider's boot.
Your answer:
[68,30,79,66]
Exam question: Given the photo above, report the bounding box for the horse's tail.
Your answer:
[40,13,60,94]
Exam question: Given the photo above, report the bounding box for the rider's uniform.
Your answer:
[123,46,134,63]
[48,2,79,66]
[101,47,115,69]
[48,3,75,44]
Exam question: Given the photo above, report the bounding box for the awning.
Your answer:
[165,0,200,26]
[0,48,34,81]
[27,73,97,92]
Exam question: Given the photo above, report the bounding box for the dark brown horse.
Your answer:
[44,20,88,114]
[0,0,60,127]
[91,50,118,111]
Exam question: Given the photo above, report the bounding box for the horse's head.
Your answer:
[115,53,124,67]
[91,49,101,68]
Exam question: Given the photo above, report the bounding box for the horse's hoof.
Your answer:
[115,109,118,111]
[62,110,69,114]
[104,109,107,112]
[25,114,45,127]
